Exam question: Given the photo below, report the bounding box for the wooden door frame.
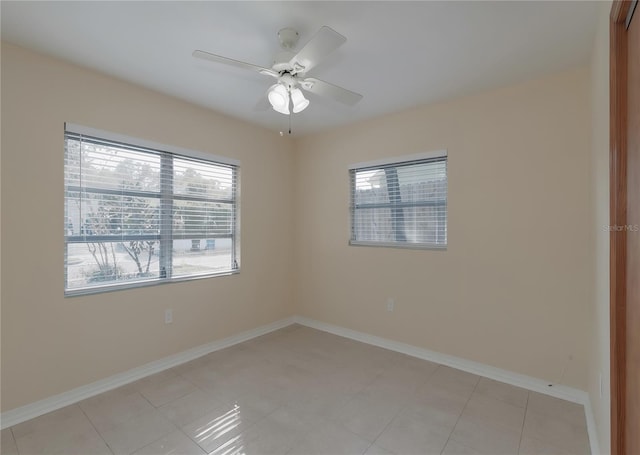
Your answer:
[610,1,634,454]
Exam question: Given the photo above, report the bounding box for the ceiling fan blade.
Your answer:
[193,50,278,78]
[301,77,363,106]
[289,26,346,73]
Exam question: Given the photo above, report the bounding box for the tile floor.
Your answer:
[0,325,591,455]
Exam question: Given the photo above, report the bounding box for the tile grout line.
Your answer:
[439,372,481,454]
[125,416,180,455]
[172,337,301,452]
[175,426,207,455]
[295,353,406,455]
[86,389,181,455]
[326,358,395,455]
[367,363,440,454]
[9,427,20,455]
[516,391,531,454]
[77,403,115,455]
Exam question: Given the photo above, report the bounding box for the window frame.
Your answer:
[348,150,448,250]
[64,123,240,296]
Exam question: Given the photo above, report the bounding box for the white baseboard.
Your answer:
[0,314,602,455]
[0,316,296,429]
[294,316,587,403]
[294,316,601,454]
[583,398,602,455]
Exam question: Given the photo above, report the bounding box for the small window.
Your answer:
[349,151,447,249]
[64,124,239,295]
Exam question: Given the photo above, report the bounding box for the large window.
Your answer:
[349,151,447,248]
[64,124,239,295]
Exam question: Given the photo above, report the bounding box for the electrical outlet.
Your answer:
[165,309,173,324]
[386,298,395,312]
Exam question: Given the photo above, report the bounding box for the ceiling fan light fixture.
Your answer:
[291,88,310,113]
[268,84,289,113]
[273,102,290,115]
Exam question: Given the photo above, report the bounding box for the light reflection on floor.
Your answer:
[211,434,245,455]
[193,403,245,454]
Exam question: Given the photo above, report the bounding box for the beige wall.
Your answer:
[0,43,296,412]
[294,67,592,390]
[588,2,612,453]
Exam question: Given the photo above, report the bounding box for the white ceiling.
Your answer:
[1,1,598,136]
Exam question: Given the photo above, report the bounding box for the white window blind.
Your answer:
[64,125,239,295]
[349,152,447,248]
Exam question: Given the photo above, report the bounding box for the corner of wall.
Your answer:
[587,1,612,453]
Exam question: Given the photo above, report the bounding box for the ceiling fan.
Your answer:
[193,26,363,115]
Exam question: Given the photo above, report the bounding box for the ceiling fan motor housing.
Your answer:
[279,73,298,90]
[272,51,295,73]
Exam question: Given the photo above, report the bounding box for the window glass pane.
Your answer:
[174,157,233,200]
[66,241,159,290]
[173,201,233,238]
[64,138,82,188]
[354,170,389,205]
[353,207,393,242]
[77,141,161,192]
[64,127,239,295]
[397,161,446,194]
[350,156,447,248]
[402,205,447,245]
[66,194,82,237]
[172,239,234,278]
[75,194,160,238]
